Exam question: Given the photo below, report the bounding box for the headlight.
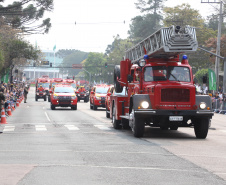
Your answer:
[77,94,80,96]
[43,92,46,95]
[199,102,206,109]
[37,93,39,95]
[138,59,146,67]
[95,96,101,100]
[71,96,76,100]
[53,95,58,99]
[141,101,149,109]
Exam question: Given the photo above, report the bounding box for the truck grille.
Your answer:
[101,97,105,104]
[59,96,71,103]
[161,88,190,102]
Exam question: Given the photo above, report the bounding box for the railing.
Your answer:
[212,99,226,114]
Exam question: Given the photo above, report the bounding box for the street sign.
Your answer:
[42,61,49,65]
[72,64,83,69]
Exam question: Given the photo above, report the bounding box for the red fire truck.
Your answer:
[63,79,76,90]
[110,25,214,139]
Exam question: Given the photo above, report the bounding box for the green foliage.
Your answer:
[0,0,53,34]
[61,50,88,76]
[128,0,166,43]
[194,68,208,85]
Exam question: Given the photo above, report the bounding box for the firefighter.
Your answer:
[37,85,44,92]
[78,86,86,93]
[24,85,28,103]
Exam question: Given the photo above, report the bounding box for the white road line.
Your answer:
[94,125,111,131]
[35,125,47,131]
[45,112,51,122]
[3,126,15,132]
[64,125,79,130]
[219,130,226,133]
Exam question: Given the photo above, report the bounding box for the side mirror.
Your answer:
[76,91,79,94]
[91,91,94,94]
[107,92,111,96]
[49,90,53,94]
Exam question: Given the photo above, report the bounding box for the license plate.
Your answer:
[169,116,183,121]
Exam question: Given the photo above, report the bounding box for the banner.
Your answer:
[208,69,216,91]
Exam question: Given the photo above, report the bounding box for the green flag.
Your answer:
[53,45,56,51]
[208,69,216,91]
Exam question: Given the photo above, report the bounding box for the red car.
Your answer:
[90,85,110,110]
[49,85,77,110]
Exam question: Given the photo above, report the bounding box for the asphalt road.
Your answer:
[0,87,225,185]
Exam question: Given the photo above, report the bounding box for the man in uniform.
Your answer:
[37,85,44,92]
[24,85,28,103]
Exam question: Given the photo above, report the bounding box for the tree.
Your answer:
[0,0,53,34]
[0,23,40,75]
[128,0,167,43]
[61,50,88,77]
[84,52,106,83]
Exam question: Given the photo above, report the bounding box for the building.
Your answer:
[23,50,63,80]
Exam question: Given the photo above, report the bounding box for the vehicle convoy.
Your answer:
[49,85,77,110]
[110,25,214,138]
[76,86,89,103]
[90,84,109,110]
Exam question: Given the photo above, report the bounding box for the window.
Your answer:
[144,66,190,82]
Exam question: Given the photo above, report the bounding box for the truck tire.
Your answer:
[114,65,123,93]
[112,104,121,129]
[48,96,50,102]
[35,96,38,101]
[194,118,209,139]
[90,103,93,109]
[93,105,97,110]
[71,105,77,110]
[130,109,144,137]
[44,96,46,101]
[51,104,55,110]
[106,109,110,118]
[122,119,130,130]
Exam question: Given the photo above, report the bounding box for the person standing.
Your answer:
[24,86,28,103]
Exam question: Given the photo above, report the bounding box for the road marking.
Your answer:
[64,125,79,130]
[3,126,15,132]
[94,125,111,131]
[35,125,47,131]
[45,112,51,122]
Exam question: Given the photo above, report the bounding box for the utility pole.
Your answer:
[201,0,223,92]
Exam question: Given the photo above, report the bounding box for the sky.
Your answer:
[26,0,219,53]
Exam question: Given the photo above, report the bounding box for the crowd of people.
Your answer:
[0,82,29,116]
[195,83,226,114]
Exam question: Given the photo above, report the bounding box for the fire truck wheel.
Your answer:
[160,126,169,130]
[122,119,130,130]
[51,104,55,110]
[114,65,123,93]
[35,96,38,101]
[90,104,93,109]
[131,110,144,137]
[170,126,178,130]
[194,118,209,139]
[93,105,97,110]
[48,96,50,102]
[112,105,121,129]
[106,109,110,118]
[44,96,46,101]
[71,105,77,110]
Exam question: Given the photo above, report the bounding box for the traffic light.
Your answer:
[105,63,108,68]
[50,63,52,67]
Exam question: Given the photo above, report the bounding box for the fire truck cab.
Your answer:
[110,25,214,139]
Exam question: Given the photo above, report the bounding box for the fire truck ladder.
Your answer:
[125,25,198,63]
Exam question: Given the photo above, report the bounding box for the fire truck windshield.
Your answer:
[38,83,50,88]
[96,87,108,94]
[54,87,75,93]
[144,66,190,82]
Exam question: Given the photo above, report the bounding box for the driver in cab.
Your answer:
[78,86,86,93]
[37,85,44,92]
